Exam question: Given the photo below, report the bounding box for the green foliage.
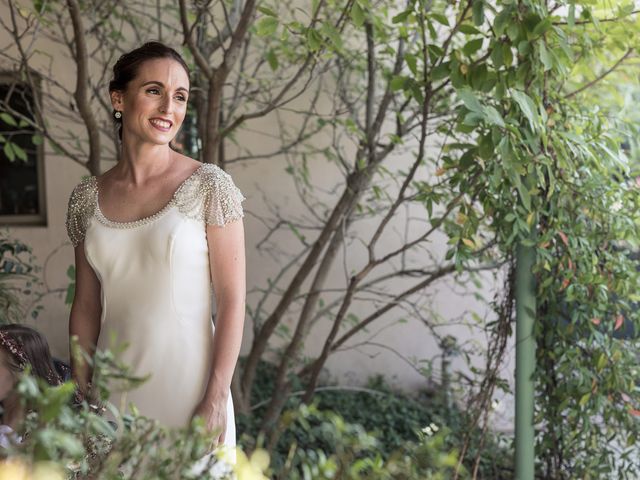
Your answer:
[0,355,471,480]
[237,362,512,478]
[0,230,41,324]
[398,0,640,476]
[246,402,468,480]
[3,349,240,480]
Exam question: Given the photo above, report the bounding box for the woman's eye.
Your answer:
[176,95,187,102]
[146,88,160,94]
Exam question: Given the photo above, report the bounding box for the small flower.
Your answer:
[233,447,270,480]
[0,460,64,480]
[611,200,623,212]
[0,459,29,480]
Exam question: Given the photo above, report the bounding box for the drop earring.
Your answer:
[114,111,122,119]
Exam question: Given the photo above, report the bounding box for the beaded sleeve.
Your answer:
[202,164,245,226]
[174,163,245,226]
[65,177,97,247]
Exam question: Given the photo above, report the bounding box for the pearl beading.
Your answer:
[65,163,246,247]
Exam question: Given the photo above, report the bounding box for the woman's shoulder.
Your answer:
[66,176,98,248]
[175,162,246,226]
[67,175,98,210]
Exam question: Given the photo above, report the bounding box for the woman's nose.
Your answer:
[159,95,173,114]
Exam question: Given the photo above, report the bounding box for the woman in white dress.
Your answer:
[65,42,246,448]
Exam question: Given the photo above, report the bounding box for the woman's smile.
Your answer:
[149,117,173,132]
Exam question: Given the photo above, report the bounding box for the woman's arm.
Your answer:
[69,242,102,395]
[193,217,245,443]
[203,218,246,401]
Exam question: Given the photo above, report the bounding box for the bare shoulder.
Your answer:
[171,151,201,175]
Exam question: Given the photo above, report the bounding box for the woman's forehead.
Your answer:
[134,58,190,88]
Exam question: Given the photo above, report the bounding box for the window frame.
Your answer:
[0,70,47,227]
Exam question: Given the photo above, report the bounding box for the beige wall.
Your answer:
[0,3,514,430]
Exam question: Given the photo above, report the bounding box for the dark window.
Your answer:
[172,105,200,159]
[0,72,46,226]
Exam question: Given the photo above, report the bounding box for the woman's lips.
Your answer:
[149,118,172,132]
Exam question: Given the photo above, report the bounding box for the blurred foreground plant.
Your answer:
[0,343,268,480]
[1,353,465,479]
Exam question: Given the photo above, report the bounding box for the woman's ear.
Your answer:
[110,90,124,112]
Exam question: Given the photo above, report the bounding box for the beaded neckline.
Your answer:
[94,164,204,229]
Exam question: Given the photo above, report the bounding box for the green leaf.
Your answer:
[457,88,483,113]
[257,5,278,17]
[482,106,505,127]
[538,41,553,71]
[320,22,342,50]
[12,143,27,162]
[427,44,443,60]
[266,49,279,70]
[288,223,306,242]
[390,75,406,92]
[256,16,278,36]
[3,141,15,161]
[432,62,450,81]
[307,28,323,51]
[430,13,449,26]
[568,3,575,27]
[514,177,531,211]
[350,2,365,28]
[0,112,17,127]
[579,392,590,407]
[458,24,481,35]
[463,38,484,57]
[596,352,607,372]
[64,282,76,305]
[31,134,43,145]
[510,89,539,131]
[503,44,513,66]
[491,42,503,68]
[404,53,418,75]
[472,0,484,26]
[532,18,552,36]
[392,11,411,24]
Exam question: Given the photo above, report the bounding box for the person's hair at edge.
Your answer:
[0,324,61,386]
[108,41,191,141]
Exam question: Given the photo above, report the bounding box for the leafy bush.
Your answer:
[0,350,471,479]
[1,349,255,480]
[0,230,41,324]
[237,360,513,478]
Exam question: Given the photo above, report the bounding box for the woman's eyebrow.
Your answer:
[141,80,189,93]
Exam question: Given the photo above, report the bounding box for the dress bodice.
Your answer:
[65,162,245,247]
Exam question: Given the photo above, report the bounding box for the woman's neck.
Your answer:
[2,392,24,429]
[117,140,174,185]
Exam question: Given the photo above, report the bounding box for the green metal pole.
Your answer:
[515,240,536,480]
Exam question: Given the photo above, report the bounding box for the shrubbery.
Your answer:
[237,360,513,479]
[0,354,473,479]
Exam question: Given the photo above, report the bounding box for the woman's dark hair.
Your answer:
[0,324,61,386]
[108,41,191,140]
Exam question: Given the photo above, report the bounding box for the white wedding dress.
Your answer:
[65,162,245,448]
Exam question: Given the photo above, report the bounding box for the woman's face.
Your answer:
[0,351,16,401]
[111,57,190,146]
